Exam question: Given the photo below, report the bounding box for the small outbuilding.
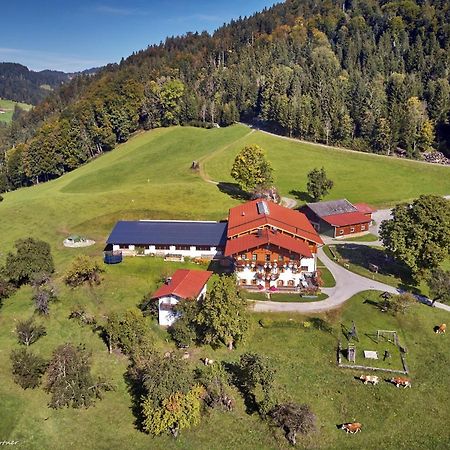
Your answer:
[301,199,375,238]
[151,269,213,326]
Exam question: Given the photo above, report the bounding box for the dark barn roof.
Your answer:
[305,199,357,218]
[106,221,228,247]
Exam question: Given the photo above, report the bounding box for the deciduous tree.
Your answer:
[15,318,46,346]
[64,255,104,287]
[270,402,316,445]
[306,167,334,202]
[5,238,54,286]
[196,276,249,350]
[231,144,273,192]
[45,344,112,409]
[10,348,47,389]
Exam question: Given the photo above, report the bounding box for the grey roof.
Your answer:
[106,221,228,247]
[306,199,357,218]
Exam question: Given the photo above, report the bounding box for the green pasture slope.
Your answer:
[0,98,32,123]
[0,124,450,449]
[205,127,450,207]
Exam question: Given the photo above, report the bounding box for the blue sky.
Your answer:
[0,1,277,72]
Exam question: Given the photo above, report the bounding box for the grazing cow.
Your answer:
[182,351,190,360]
[359,375,379,385]
[435,324,446,334]
[203,357,215,366]
[340,422,362,434]
[390,377,411,388]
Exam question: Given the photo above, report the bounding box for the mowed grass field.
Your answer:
[0,124,450,449]
[0,98,32,123]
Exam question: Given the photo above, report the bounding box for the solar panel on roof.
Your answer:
[256,201,269,215]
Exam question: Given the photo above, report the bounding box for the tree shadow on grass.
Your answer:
[289,190,313,203]
[222,361,259,415]
[336,244,418,292]
[217,182,251,201]
[123,370,147,432]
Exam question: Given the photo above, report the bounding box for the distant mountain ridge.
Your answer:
[0,62,98,104]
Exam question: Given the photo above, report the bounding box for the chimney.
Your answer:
[165,277,172,285]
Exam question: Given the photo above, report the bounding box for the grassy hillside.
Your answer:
[0,125,449,449]
[205,129,450,207]
[1,123,449,263]
[0,98,32,123]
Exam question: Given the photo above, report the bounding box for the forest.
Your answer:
[0,0,449,193]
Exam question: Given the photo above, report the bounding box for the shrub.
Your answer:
[64,255,104,287]
[380,292,416,316]
[10,348,47,389]
[32,281,57,315]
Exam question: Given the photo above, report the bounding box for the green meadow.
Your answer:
[0,98,32,123]
[0,125,449,449]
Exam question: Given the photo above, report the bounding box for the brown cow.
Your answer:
[390,377,411,388]
[340,422,362,434]
[435,324,446,334]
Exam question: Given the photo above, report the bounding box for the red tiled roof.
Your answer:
[151,269,212,300]
[227,199,323,244]
[354,203,376,214]
[224,229,313,258]
[322,212,371,227]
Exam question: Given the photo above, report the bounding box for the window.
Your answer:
[361,225,366,231]
[155,244,170,250]
[240,279,247,285]
[119,244,129,249]
[278,254,283,261]
[350,227,355,233]
[175,245,190,251]
[197,245,211,251]
[242,254,247,260]
[252,254,257,261]
[251,279,258,285]
[301,266,309,271]
[265,254,271,262]
[277,280,284,287]
[339,230,344,235]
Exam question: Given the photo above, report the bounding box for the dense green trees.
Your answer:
[1,0,449,193]
[380,195,450,279]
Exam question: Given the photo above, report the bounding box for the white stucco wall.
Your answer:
[112,244,222,259]
[157,285,208,326]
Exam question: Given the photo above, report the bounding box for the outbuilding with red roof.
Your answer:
[151,269,212,326]
[301,199,376,238]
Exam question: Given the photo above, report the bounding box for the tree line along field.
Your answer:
[0,125,449,449]
[0,98,32,123]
